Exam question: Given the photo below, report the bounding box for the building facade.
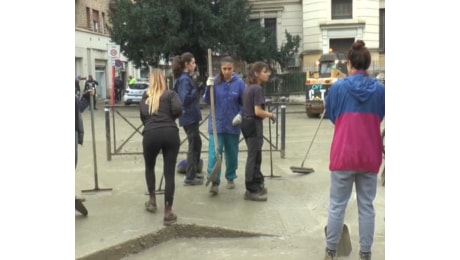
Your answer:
[75,0,140,100]
[248,0,304,71]
[248,0,385,74]
[76,0,385,97]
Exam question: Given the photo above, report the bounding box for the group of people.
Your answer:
[138,52,275,226]
[76,40,384,259]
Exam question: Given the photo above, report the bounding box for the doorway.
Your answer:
[95,69,106,100]
[329,38,355,54]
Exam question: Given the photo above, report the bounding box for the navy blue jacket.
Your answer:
[174,72,202,126]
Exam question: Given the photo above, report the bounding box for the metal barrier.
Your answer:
[265,100,287,159]
[82,95,112,194]
[104,101,287,161]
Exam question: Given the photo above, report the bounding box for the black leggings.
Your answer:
[142,127,180,206]
[241,118,265,193]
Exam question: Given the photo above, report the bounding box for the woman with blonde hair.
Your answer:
[140,69,183,226]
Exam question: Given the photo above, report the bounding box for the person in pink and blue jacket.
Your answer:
[323,40,385,260]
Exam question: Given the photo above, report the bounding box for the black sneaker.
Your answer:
[184,177,204,186]
[324,248,337,260]
[359,251,371,260]
[244,190,267,201]
[75,198,88,216]
[260,187,267,195]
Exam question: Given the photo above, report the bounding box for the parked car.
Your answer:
[123,81,149,105]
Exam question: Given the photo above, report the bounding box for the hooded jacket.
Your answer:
[174,72,202,127]
[202,72,244,135]
[325,71,385,173]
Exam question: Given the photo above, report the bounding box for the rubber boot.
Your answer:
[163,202,177,226]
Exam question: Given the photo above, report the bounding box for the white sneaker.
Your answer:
[226,180,235,189]
[209,184,219,195]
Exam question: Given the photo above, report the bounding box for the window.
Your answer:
[379,8,385,52]
[331,0,352,19]
[101,12,106,34]
[92,10,100,32]
[86,7,91,29]
[249,19,260,26]
[140,67,149,79]
[264,18,277,48]
[249,17,277,48]
[130,83,148,90]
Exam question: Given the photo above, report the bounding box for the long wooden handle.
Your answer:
[208,49,212,76]
[207,49,220,157]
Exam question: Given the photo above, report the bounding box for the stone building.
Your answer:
[75,0,140,100]
[75,0,385,99]
[248,0,385,74]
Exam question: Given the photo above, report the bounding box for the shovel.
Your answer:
[324,224,352,256]
[205,48,222,187]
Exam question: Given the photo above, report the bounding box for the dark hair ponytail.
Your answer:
[245,61,269,85]
[172,52,194,78]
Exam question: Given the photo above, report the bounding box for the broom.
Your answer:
[205,48,222,186]
[290,103,326,174]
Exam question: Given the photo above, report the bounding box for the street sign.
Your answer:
[107,44,120,59]
[115,59,123,68]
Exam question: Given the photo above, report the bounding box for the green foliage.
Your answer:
[108,0,189,68]
[108,0,300,74]
[277,30,301,71]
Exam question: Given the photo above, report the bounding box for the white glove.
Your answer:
[270,114,277,124]
[232,114,242,126]
[206,77,214,86]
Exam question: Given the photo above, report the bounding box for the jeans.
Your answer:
[183,123,202,181]
[326,170,378,253]
[207,133,239,185]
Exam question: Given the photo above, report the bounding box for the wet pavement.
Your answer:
[75,102,385,260]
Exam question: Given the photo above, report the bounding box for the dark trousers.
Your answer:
[93,91,97,108]
[75,131,78,168]
[183,122,202,181]
[142,127,180,206]
[241,118,265,193]
[115,88,122,102]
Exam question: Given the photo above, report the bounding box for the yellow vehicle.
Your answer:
[305,52,348,118]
